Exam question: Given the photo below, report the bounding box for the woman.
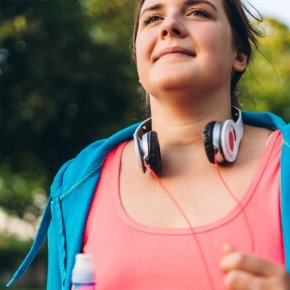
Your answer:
[8,0,290,289]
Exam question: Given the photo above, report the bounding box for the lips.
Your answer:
[154,46,196,62]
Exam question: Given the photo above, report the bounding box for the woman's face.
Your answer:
[135,0,246,99]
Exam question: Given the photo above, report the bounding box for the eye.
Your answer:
[143,15,162,26]
[188,9,210,18]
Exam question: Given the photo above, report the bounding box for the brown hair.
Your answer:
[131,0,263,107]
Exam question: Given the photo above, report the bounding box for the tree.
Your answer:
[0,1,289,223]
[0,0,140,223]
[241,18,290,121]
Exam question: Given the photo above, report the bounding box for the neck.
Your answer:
[149,92,232,175]
[150,94,232,148]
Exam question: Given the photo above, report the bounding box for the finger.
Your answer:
[224,270,264,290]
[221,252,284,277]
[223,243,236,255]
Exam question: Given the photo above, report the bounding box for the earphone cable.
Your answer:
[144,163,215,290]
[214,153,255,253]
[144,155,255,289]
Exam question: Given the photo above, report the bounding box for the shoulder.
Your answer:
[50,122,140,199]
[49,138,106,198]
[239,125,271,162]
[242,110,290,145]
[242,111,289,130]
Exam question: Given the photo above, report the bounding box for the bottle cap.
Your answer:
[72,254,96,284]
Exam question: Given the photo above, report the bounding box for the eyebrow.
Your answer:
[140,0,217,17]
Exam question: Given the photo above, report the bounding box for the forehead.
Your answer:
[141,0,223,11]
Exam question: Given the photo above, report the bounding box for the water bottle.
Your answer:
[71,254,96,290]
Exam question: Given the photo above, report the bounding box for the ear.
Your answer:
[233,50,248,73]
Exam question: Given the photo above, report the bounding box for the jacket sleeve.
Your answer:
[6,197,52,288]
[47,219,63,289]
[46,159,74,290]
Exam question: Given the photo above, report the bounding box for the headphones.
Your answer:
[133,107,243,175]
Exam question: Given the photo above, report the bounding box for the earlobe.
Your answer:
[233,51,248,72]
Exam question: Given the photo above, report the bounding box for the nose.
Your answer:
[160,15,186,39]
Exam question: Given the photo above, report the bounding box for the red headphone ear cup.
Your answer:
[203,121,217,163]
[220,120,239,163]
[147,131,163,175]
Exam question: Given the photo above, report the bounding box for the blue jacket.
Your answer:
[7,112,290,290]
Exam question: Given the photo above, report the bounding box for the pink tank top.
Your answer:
[83,131,284,290]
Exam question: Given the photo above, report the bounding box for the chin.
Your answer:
[155,67,191,84]
[149,73,199,95]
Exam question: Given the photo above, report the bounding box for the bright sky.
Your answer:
[249,0,290,27]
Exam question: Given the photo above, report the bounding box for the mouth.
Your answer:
[154,46,196,62]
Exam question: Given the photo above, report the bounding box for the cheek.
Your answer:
[198,24,232,53]
[135,35,144,68]
[135,39,145,80]
[135,31,155,77]
[199,25,234,68]
[136,32,153,57]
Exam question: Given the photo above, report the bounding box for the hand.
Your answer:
[220,243,290,290]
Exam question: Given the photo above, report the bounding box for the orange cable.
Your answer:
[214,153,255,253]
[144,163,215,290]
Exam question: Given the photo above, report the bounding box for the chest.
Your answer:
[119,130,280,228]
[119,159,260,228]
[82,139,284,290]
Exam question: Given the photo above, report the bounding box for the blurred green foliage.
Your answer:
[0,0,289,226]
[0,2,289,288]
[0,234,47,288]
[0,0,140,224]
[242,18,290,119]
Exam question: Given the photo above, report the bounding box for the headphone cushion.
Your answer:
[220,120,238,163]
[147,131,162,175]
[203,121,217,163]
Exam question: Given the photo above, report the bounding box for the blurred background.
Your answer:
[0,0,289,289]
